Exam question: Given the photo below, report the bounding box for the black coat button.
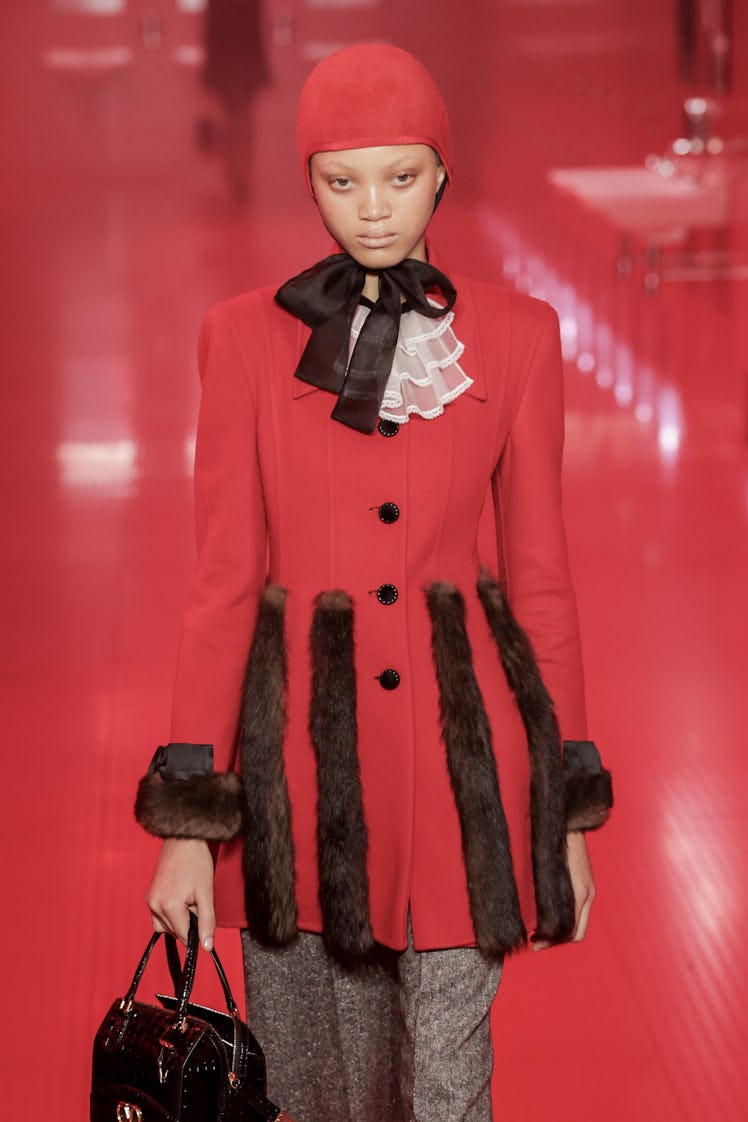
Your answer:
[376,583,398,605]
[378,502,400,524]
[378,419,399,437]
[378,669,400,690]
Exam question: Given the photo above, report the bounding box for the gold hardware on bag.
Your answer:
[228,1071,241,1088]
[116,1104,143,1122]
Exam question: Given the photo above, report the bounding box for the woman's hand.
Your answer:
[146,837,216,950]
[533,830,596,952]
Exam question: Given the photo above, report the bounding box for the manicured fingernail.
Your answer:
[203,937,213,951]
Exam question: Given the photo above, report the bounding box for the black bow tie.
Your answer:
[275,253,457,433]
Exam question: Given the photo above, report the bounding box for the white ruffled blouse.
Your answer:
[350,298,472,424]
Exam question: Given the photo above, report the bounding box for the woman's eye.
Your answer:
[395,172,415,184]
[331,177,352,189]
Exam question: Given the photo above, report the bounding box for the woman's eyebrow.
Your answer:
[315,160,356,174]
[315,154,424,175]
[383,156,422,170]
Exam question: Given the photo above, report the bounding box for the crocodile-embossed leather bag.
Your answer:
[90,915,293,1122]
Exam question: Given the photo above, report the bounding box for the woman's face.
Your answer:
[309,144,446,269]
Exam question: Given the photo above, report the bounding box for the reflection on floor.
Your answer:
[2,4,748,1120]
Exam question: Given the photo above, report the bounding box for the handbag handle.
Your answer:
[121,914,240,1022]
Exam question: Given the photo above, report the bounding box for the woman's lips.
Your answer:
[356,232,398,248]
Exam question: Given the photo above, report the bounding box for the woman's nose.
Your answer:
[359,185,391,221]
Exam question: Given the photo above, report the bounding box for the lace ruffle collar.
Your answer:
[350,299,472,424]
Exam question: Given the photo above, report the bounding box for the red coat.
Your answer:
[167,253,590,952]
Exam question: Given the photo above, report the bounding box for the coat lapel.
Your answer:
[450,280,486,403]
[291,317,316,399]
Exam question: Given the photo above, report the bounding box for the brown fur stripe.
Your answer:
[309,590,374,957]
[426,581,526,956]
[477,573,576,943]
[135,771,243,840]
[239,584,298,945]
[565,769,613,831]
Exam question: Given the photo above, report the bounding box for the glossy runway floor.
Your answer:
[2,3,748,1120]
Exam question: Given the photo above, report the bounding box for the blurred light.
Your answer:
[302,42,350,61]
[559,316,578,360]
[661,792,736,947]
[52,0,125,11]
[658,423,681,456]
[57,440,138,491]
[307,0,380,7]
[44,46,132,70]
[657,385,684,461]
[614,340,634,404]
[558,316,578,341]
[684,97,708,115]
[657,159,676,178]
[184,434,197,477]
[177,0,207,10]
[174,45,204,66]
[478,207,683,454]
[707,138,724,154]
[672,138,692,155]
[502,254,521,280]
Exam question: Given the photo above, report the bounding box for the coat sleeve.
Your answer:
[135,303,267,841]
[494,300,612,830]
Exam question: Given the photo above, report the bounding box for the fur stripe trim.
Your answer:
[134,771,242,841]
[565,769,613,831]
[477,573,576,943]
[309,590,374,957]
[426,581,526,956]
[239,585,298,945]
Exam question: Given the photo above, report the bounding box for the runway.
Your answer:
[1,2,747,1119]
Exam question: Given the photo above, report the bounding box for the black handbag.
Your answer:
[90,915,293,1122]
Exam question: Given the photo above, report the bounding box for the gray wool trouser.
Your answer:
[241,921,503,1122]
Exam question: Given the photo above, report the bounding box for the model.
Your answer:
[136,43,613,1122]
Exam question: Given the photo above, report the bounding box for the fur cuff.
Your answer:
[564,768,613,831]
[135,771,243,841]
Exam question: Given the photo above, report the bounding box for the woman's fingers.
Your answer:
[571,887,594,942]
[146,837,215,946]
[195,890,217,952]
[146,892,191,942]
[567,830,596,943]
[532,831,596,952]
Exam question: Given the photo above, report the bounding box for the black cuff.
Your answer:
[135,742,242,842]
[562,740,613,831]
[148,742,214,780]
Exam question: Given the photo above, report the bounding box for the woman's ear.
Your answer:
[433,158,448,212]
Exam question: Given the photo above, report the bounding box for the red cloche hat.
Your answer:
[297,43,454,196]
